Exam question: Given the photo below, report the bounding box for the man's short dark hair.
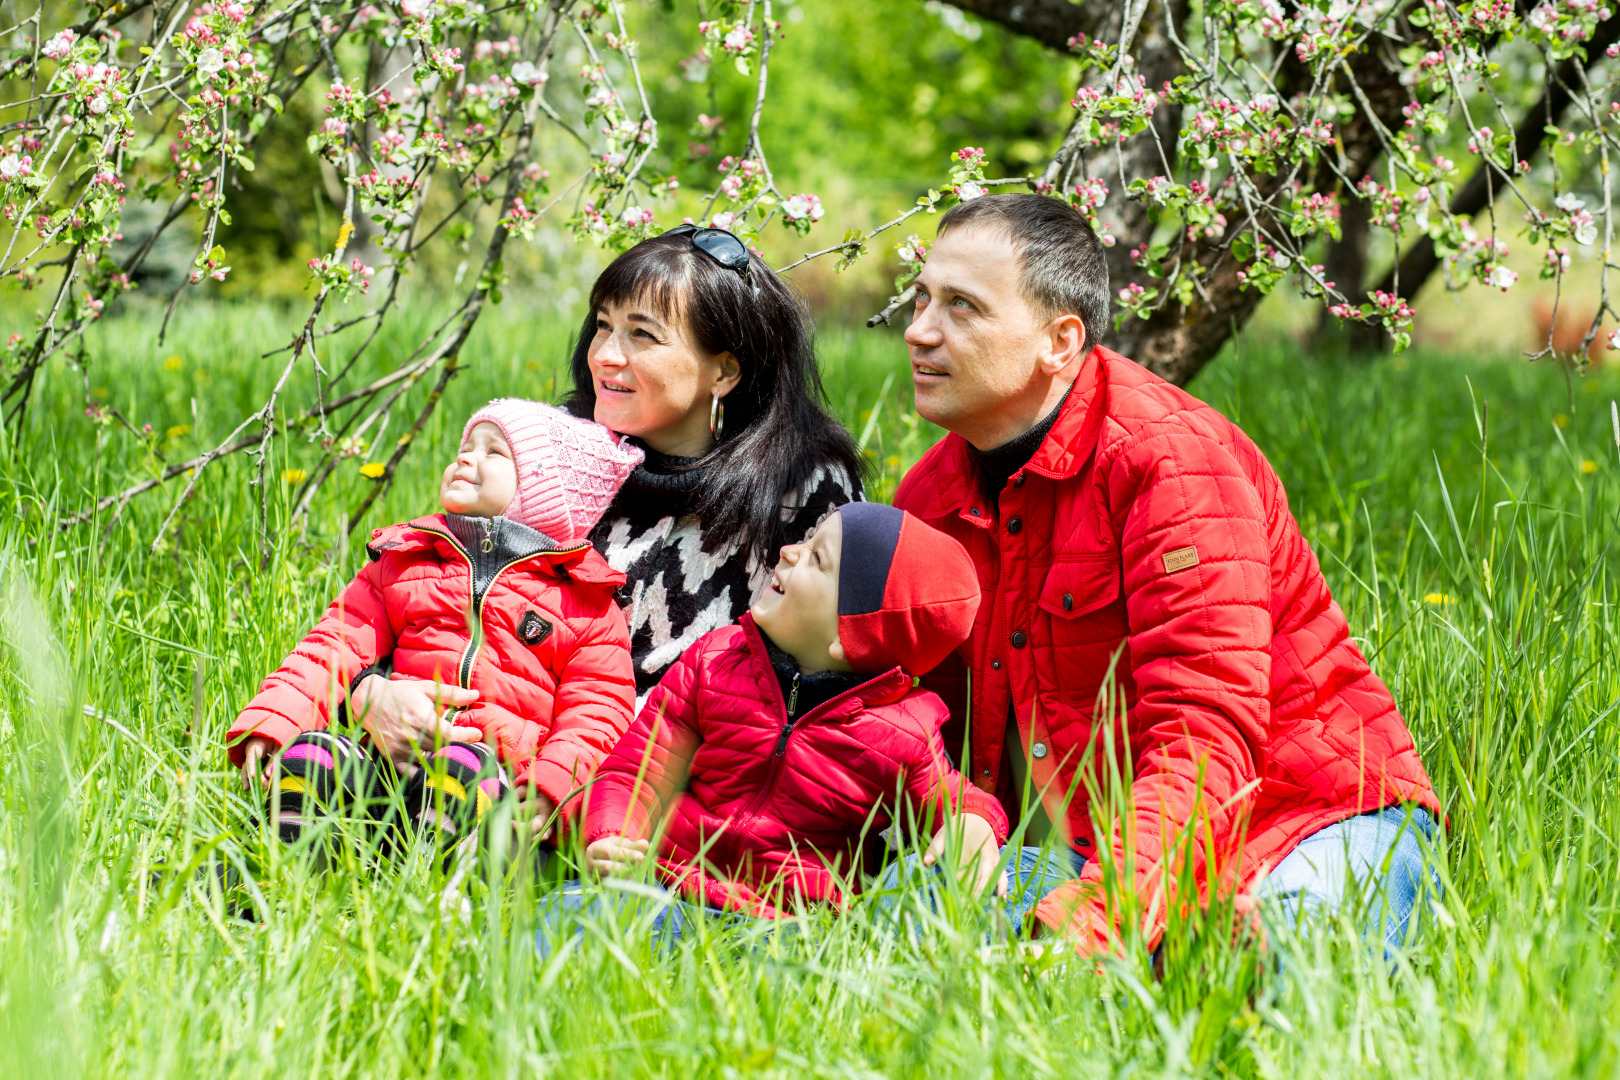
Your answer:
[936,193,1110,352]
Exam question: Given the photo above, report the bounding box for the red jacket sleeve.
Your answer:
[517,598,636,807]
[578,641,704,844]
[226,559,396,765]
[900,691,1010,842]
[1034,429,1272,953]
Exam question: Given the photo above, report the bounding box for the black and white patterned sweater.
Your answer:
[590,449,862,700]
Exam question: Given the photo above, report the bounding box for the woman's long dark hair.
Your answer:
[565,232,865,567]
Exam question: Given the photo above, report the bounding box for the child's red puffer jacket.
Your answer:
[227,513,635,807]
[579,614,1010,918]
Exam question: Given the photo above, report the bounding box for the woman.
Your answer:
[350,225,863,832]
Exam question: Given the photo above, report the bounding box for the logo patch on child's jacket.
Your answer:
[518,610,553,645]
[1162,546,1200,573]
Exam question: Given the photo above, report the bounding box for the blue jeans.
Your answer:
[875,805,1439,954]
[535,878,758,956]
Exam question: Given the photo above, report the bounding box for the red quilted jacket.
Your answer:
[894,347,1439,953]
[227,513,636,806]
[580,614,1011,918]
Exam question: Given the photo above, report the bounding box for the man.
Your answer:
[891,194,1440,956]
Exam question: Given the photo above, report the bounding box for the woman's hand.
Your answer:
[585,836,649,875]
[516,789,558,844]
[923,812,1007,898]
[352,674,481,775]
[239,734,277,789]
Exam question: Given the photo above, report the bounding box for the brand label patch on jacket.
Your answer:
[518,610,553,645]
[1162,546,1200,574]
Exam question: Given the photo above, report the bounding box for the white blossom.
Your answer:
[0,154,24,180]
[197,48,225,76]
[956,181,985,201]
[510,61,547,86]
[1488,264,1518,289]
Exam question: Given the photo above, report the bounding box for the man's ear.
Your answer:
[1039,313,1087,377]
[713,350,743,398]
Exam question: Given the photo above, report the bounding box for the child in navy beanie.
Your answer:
[557,503,1009,936]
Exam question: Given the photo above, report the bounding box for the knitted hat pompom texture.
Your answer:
[835,502,981,676]
[462,399,644,543]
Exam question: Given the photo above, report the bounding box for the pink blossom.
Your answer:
[41,30,76,60]
[781,193,823,222]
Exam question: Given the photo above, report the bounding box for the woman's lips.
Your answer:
[599,378,634,395]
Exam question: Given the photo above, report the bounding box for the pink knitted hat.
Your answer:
[462,399,643,543]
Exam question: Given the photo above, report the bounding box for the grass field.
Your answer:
[3,295,1620,1077]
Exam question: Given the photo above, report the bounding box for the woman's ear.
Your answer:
[713,351,743,398]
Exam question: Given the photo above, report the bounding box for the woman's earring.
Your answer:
[709,392,725,440]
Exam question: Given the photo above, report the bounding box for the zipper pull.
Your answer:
[773,722,793,757]
[786,672,800,717]
[480,519,493,553]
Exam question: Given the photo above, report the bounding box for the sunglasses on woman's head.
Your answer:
[664,223,751,281]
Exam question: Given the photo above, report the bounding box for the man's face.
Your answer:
[903,225,1058,448]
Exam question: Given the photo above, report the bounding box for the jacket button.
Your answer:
[982,768,992,778]
[1078,837,1092,848]
[1010,631,1028,648]
[1031,742,1048,760]
[969,507,981,516]
[990,660,1002,670]
[1007,517,1022,535]
[1013,475,1026,488]
[1062,593,1074,611]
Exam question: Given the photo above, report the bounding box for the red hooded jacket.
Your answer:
[579,615,1010,918]
[227,513,635,806]
[894,347,1439,953]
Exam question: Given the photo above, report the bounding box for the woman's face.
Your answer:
[586,295,741,458]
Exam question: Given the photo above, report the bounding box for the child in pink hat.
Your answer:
[229,400,643,855]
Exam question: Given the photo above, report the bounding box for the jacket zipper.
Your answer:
[414,524,568,688]
[772,672,802,757]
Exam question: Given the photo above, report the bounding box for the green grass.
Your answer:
[4,294,1620,1077]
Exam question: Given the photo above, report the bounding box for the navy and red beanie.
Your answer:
[836,502,981,676]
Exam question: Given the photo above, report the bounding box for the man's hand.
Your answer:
[239,734,277,789]
[585,835,649,875]
[516,789,558,844]
[923,812,1007,898]
[352,674,481,774]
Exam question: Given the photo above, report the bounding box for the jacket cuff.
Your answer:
[225,712,303,766]
[1032,879,1164,957]
[520,757,580,810]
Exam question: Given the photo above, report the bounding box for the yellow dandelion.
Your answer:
[165,424,190,440]
[1581,460,1598,474]
[885,455,901,468]
[1554,413,1570,428]
[1423,593,1456,605]
[359,462,387,479]
[163,355,183,371]
[336,220,354,250]
[281,468,307,484]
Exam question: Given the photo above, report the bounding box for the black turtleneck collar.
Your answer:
[760,632,867,719]
[969,381,1075,501]
[610,443,714,522]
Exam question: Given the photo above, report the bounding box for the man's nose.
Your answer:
[903,306,940,348]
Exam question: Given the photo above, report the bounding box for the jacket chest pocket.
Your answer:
[1036,556,1127,699]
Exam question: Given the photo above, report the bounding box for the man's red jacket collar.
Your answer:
[909,345,1115,524]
